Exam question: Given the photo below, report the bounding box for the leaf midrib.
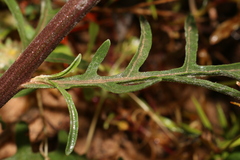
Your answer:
[23,62,240,89]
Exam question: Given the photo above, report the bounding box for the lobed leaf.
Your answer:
[83,39,111,78]
[34,54,81,80]
[47,80,78,155]
[23,15,240,101]
[17,14,240,158]
[100,78,160,94]
[121,16,152,77]
[182,14,198,70]
[164,76,240,99]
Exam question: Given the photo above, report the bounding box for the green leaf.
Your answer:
[86,22,99,56]
[0,11,17,40]
[23,15,240,102]
[18,14,240,157]
[158,116,183,132]
[225,113,240,139]
[14,88,35,97]
[30,51,81,154]
[51,44,74,57]
[100,78,160,94]
[48,54,81,79]
[216,103,228,129]
[226,152,240,160]
[192,96,212,130]
[217,136,240,150]
[147,0,158,19]
[83,39,110,78]
[121,16,152,77]
[46,50,88,70]
[103,113,115,129]
[128,93,183,132]
[34,0,57,37]
[34,54,81,80]
[4,0,34,48]
[182,14,198,70]
[47,80,78,155]
[48,131,87,160]
[180,123,202,135]
[162,76,240,100]
[46,52,76,64]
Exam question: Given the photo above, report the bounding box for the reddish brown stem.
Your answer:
[0,0,100,107]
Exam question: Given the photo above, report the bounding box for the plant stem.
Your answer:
[0,0,100,108]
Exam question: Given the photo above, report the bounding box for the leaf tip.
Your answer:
[105,39,111,45]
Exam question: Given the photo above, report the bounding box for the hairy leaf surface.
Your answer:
[23,15,240,100]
